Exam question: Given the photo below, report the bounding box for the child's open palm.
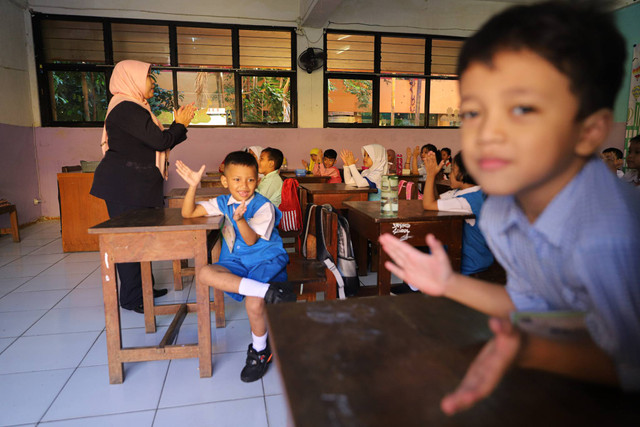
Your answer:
[176,160,205,187]
[379,233,452,296]
[425,151,444,176]
[233,201,247,221]
[340,149,358,166]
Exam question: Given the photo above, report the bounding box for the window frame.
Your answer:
[323,29,463,129]
[32,13,297,128]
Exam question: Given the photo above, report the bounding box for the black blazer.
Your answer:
[91,102,188,207]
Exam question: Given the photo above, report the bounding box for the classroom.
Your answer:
[1,0,639,426]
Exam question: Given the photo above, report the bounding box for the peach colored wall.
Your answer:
[32,120,627,218]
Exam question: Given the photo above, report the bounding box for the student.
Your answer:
[387,149,397,174]
[341,144,388,201]
[257,147,284,207]
[312,148,342,183]
[379,0,640,413]
[422,150,493,275]
[601,147,624,178]
[244,145,263,161]
[440,147,452,176]
[301,148,320,173]
[622,135,639,186]
[175,152,295,383]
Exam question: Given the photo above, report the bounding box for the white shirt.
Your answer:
[437,186,481,226]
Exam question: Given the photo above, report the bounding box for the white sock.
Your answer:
[252,331,268,352]
[238,278,269,298]
[408,284,419,291]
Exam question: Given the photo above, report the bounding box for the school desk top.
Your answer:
[299,183,377,194]
[266,295,638,427]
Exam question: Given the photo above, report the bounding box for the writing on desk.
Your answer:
[392,223,413,241]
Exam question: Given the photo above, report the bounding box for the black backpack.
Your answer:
[301,203,359,298]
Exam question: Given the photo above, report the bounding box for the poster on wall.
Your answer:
[625,43,640,166]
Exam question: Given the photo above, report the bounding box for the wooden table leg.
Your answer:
[10,208,20,242]
[100,240,125,384]
[195,235,213,377]
[172,260,183,291]
[376,243,391,295]
[214,289,225,328]
[141,261,155,333]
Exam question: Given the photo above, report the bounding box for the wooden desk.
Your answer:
[344,200,472,295]
[165,187,229,208]
[57,172,109,252]
[280,171,331,184]
[200,176,224,188]
[299,183,376,211]
[267,295,638,427]
[88,208,224,383]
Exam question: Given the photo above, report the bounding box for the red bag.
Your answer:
[278,178,303,231]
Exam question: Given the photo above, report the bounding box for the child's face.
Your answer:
[627,142,640,170]
[387,151,394,162]
[459,50,589,206]
[323,156,336,168]
[221,163,258,201]
[310,154,318,162]
[363,150,373,168]
[441,151,450,162]
[258,152,274,174]
[602,152,623,170]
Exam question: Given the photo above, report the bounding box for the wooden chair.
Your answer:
[283,206,339,302]
[0,201,20,242]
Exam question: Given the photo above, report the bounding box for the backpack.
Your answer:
[301,203,359,299]
[398,179,422,200]
[278,178,303,232]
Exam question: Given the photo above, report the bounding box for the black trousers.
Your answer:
[104,201,154,309]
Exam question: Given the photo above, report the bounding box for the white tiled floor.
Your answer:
[0,220,396,427]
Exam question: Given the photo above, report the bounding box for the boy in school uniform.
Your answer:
[176,152,295,383]
[379,1,640,414]
[257,147,285,207]
[312,148,342,183]
[601,147,624,178]
[621,135,639,186]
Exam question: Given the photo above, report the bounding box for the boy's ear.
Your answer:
[220,174,229,188]
[575,109,613,157]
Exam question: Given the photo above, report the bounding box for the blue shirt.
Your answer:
[480,157,640,390]
[457,189,494,274]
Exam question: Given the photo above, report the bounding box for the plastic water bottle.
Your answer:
[380,175,398,217]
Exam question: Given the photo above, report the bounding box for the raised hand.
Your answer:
[406,147,412,159]
[233,200,247,221]
[175,160,205,187]
[424,151,444,176]
[379,233,453,296]
[174,103,197,127]
[413,145,420,158]
[440,317,522,415]
[340,149,358,166]
[317,149,324,160]
[302,159,308,168]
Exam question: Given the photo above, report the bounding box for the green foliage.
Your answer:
[327,79,372,109]
[242,76,290,123]
[51,71,107,121]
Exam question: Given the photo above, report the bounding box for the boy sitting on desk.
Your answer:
[257,147,285,207]
[379,0,640,414]
[176,152,296,383]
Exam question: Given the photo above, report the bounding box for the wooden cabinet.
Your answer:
[57,173,109,252]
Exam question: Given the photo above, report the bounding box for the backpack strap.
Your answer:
[314,205,346,300]
[405,181,413,199]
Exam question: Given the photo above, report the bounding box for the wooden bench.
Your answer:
[0,202,20,242]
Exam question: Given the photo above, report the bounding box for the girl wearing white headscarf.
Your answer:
[244,146,264,161]
[341,144,388,201]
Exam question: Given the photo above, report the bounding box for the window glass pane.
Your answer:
[177,27,232,68]
[47,71,107,121]
[112,23,170,66]
[147,70,178,125]
[326,34,374,72]
[379,77,425,127]
[381,37,425,74]
[42,20,105,63]
[177,71,235,125]
[239,30,291,70]
[327,78,373,124]
[241,76,291,123]
[429,79,460,127]
[431,39,463,76]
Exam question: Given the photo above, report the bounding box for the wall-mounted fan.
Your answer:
[297,47,326,73]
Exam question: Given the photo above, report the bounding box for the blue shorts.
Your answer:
[215,253,289,301]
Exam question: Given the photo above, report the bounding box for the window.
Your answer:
[33,14,296,127]
[325,31,463,128]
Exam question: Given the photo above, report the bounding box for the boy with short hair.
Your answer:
[312,148,342,183]
[176,152,295,383]
[379,0,640,413]
[601,147,624,178]
[440,147,452,175]
[257,147,284,207]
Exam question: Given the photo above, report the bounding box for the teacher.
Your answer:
[91,59,196,313]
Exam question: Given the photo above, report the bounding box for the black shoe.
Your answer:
[123,304,144,314]
[153,288,168,298]
[240,343,272,382]
[390,283,420,295]
[264,283,297,304]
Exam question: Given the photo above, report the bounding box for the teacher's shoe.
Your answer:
[264,282,296,303]
[240,343,272,382]
[122,304,144,314]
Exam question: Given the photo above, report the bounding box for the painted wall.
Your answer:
[614,2,640,124]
